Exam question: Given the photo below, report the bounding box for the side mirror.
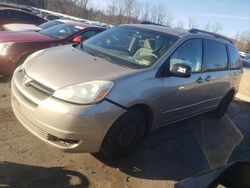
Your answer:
[73,35,83,44]
[170,63,191,78]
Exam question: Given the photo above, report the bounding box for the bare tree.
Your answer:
[141,1,150,22]
[211,22,223,33]
[202,22,211,31]
[234,31,241,41]
[188,18,199,29]
[149,3,174,25]
[150,5,158,23]
[202,22,223,33]
[156,4,167,25]
[72,0,91,12]
[165,11,175,26]
[237,31,250,53]
[131,2,141,23]
[107,0,139,24]
[176,20,184,29]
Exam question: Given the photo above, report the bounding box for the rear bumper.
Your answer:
[11,70,126,153]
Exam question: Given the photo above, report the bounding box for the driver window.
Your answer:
[80,30,101,40]
[170,39,203,73]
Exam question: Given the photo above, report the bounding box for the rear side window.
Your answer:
[15,11,40,22]
[228,45,241,69]
[205,40,228,71]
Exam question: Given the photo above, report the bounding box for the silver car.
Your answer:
[11,24,243,159]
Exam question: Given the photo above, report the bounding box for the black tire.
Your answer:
[101,108,146,159]
[213,91,234,119]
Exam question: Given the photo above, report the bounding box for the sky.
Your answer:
[90,0,250,38]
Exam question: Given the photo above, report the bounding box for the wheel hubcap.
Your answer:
[117,122,137,147]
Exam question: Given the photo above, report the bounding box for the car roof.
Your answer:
[123,24,188,36]
[62,20,105,29]
[123,24,233,45]
[55,21,105,29]
[56,19,74,23]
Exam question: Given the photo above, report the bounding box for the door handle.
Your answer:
[196,77,204,83]
[205,75,211,81]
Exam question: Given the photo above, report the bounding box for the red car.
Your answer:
[0,8,46,27]
[0,22,105,78]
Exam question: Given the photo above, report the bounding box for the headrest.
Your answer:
[143,39,155,50]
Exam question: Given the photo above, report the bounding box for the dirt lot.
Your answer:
[1,75,250,187]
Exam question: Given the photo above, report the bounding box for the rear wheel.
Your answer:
[213,91,234,119]
[101,108,146,159]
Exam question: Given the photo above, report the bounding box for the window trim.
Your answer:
[203,39,229,72]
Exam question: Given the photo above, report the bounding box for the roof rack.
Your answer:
[140,21,166,26]
[189,29,234,44]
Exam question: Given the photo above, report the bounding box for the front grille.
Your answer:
[22,69,54,96]
[13,68,55,108]
[13,83,37,108]
[29,81,54,96]
[24,116,49,141]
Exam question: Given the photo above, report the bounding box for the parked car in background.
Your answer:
[11,24,242,159]
[39,19,78,30]
[0,8,46,28]
[0,23,105,78]
[44,14,62,21]
[241,54,250,68]
[2,23,41,32]
[0,3,34,13]
[1,19,76,32]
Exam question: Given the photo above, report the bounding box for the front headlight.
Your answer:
[0,43,12,56]
[53,81,114,104]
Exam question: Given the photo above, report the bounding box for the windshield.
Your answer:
[82,26,179,69]
[40,24,83,39]
[39,20,62,29]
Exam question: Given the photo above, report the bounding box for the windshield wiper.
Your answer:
[94,52,113,62]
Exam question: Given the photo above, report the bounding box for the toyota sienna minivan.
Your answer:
[11,24,243,159]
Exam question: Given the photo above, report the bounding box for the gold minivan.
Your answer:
[11,24,243,159]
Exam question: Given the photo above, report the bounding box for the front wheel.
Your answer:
[100,109,146,159]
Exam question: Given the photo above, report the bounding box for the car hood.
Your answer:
[24,45,138,90]
[0,31,55,43]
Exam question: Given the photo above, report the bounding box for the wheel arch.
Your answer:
[126,103,155,132]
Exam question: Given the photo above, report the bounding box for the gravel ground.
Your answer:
[0,78,250,188]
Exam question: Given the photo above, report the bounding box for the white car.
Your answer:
[2,23,41,32]
[1,19,76,32]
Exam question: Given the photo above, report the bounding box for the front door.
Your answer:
[158,38,206,125]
